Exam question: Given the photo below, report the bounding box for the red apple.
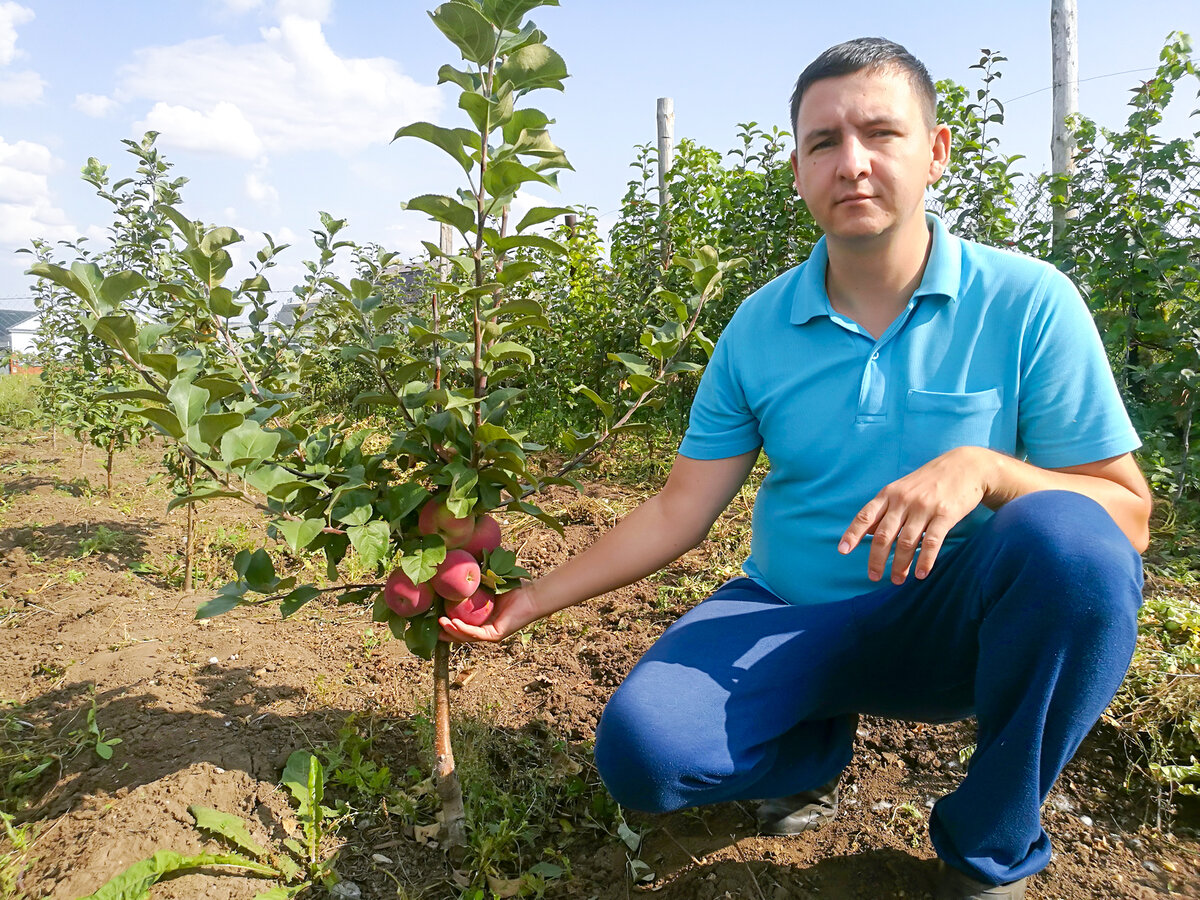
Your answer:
[444,587,494,627]
[383,569,433,618]
[461,515,502,558]
[430,549,482,602]
[418,498,475,549]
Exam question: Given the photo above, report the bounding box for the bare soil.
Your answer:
[1,434,1196,900]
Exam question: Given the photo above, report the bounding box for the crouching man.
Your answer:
[440,37,1151,900]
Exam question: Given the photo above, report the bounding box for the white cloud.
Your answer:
[0,2,33,66]
[220,0,263,13]
[275,0,330,21]
[0,67,42,105]
[115,12,441,158]
[0,137,76,245]
[245,170,279,208]
[135,101,265,159]
[74,92,117,118]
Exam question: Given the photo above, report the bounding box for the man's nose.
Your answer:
[835,137,870,179]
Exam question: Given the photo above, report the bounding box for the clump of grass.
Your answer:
[1107,575,1200,820]
[404,709,617,894]
[0,372,40,433]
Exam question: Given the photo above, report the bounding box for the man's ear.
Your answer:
[928,124,951,186]
[790,147,802,198]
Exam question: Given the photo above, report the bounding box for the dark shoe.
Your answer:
[755,777,839,835]
[936,861,1028,899]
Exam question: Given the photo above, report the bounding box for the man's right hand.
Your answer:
[438,450,760,644]
[438,583,544,643]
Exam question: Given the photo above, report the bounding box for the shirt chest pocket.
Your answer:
[899,388,1002,474]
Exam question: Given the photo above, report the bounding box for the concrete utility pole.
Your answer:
[1051,0,1078,242]
[657,97,675,267]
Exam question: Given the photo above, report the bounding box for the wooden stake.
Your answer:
[657,97,675,268]
[1051,0,1078,243]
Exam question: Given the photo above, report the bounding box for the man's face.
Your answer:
[790,67,949,245]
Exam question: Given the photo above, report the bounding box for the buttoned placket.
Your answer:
[825,298,925,426]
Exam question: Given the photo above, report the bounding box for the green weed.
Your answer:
[76,525,124,558]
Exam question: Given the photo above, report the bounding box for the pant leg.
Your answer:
[920,490,1143,885]
[840,490,1142,885]
[593,577,859,813]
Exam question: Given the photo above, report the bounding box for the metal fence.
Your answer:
[928,169,1200,240]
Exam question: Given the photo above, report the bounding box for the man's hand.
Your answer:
[839,446,989,584]
[438,583,544,643]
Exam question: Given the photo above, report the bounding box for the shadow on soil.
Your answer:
[0,518,153,565]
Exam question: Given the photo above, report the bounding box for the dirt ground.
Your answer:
[1,434,1197,900]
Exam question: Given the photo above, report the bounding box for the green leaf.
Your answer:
[238,548,276,592]
[280,585,322,618]
[393,122,475,172]
[607,352,652,377]
[459,81,514,133]
[168,381,210,429]
[281,751,323,818]
[209,286,246,318]
[189,806,268,860]
[399,538,447,585]
[495,260,542,285]
[514,205,572,232]
[483,159,556,197]
[99,271,149,310]
[92,314,140,361]
[166,485,243,512]
[76,850,277,900]
[403,615,440,659]
[200,226,242,255]
[26,261,90,305]
[141,353,179,380]
[102,388,167,403]
[437,63,482,92]
[198,412,244,447]
[331,489,374,527]
[429,1,497,64]
[496,42,568,94]
[501,107,552,144]
[481,0,558,31]
[246,466,307,500]
[572,385,613,419]
[196,583,248,619]
[275,518,324,553]
[382,483,430,524]
[348,521,391,571]
[404,193,478,237]
[484,340,535,365]
[489,233,567,255]
[132,406,184,440]
[220,420,282,468]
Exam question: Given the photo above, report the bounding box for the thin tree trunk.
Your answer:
[79,441,86,467]
[433,640,466,851]
[184,459,196,592]
[106,437,116,495]
[1176,404,1193,503]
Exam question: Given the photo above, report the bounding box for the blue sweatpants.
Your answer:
[593,490,1143,886]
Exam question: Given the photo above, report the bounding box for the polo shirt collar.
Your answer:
[789,212,963,326]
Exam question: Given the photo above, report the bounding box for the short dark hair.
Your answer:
[789,37,937,139]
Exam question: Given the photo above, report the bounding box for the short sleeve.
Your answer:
[1018,268,1141,468]
[678,322,763,460]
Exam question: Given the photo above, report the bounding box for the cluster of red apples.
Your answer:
[383,499,503,626]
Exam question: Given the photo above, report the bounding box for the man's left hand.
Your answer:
[839,446,992,584]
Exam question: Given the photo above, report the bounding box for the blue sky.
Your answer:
[1,0,1197,307]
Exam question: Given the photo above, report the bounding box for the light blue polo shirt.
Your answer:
[678,213,1140,606]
